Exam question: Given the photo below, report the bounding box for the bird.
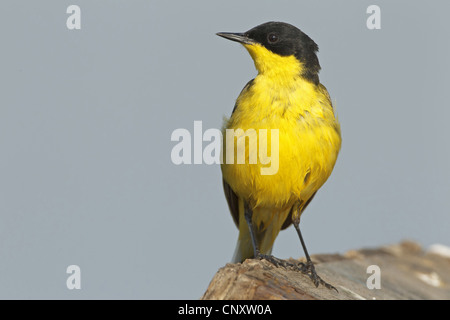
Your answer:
[217,21,341,289]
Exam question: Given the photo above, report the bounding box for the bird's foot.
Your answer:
[295,260,338,292]
[255,253,300,270]
[255,254,338,292]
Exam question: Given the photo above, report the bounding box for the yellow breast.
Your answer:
[221,72,341,210]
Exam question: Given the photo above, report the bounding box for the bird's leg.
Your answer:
[244,201,337,291]
[292,209,338,292]
[244,203,299,270]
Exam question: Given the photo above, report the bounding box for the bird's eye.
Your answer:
[267,33,279,44]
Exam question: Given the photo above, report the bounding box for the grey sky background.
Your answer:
[0,1,449,299]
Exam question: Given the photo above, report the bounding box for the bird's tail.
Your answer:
[232,206,290,263]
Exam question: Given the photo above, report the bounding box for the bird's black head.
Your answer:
[217,22,321,84]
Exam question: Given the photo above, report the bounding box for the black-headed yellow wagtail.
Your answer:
[217,22,341,290]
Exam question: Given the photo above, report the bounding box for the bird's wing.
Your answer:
[222,78,255,227]
[281,191,317,230]
[222,179,240,227]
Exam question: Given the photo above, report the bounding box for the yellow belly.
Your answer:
[221,76,341,212]
[222,120,340,209]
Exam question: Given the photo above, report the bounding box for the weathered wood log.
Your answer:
[201,241,450,300]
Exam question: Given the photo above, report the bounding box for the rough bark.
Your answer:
[202,241,450,300]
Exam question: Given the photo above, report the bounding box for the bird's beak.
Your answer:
[216,32,255,45]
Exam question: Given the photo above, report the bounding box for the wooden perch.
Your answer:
[201,241,450,300]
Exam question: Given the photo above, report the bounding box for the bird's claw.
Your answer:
[255,254,338,292]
